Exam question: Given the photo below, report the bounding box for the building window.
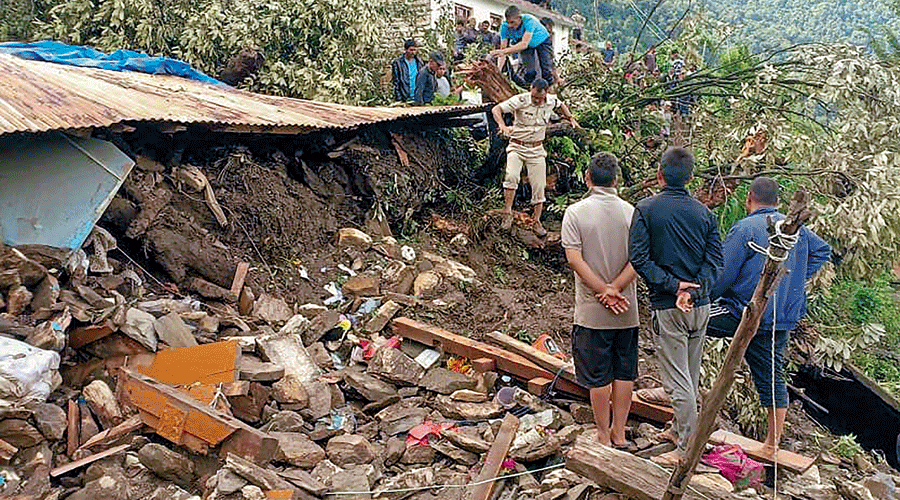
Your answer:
[455,3,472,21]
[490,13,502,30]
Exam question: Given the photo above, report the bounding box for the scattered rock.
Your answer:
[31,402,67,440]
[240,356,285,382]
[271,432,326,468]
[431,439,478,465]
[413,271,440,297]
[6,285,33,315]
[401,444,436,465]
[367,347,424,386]
[304,380,335,420]
[303,309,342,345]
[377,405,429,436]
[252,293,293,324]
[153,312,198,348]
[297,304,329,319]
[215,468,249,495]
[260,410,306,433]
[120,307,158,351]
[326,434,377,466]
[272,374,309,406]
[331,465,375,500]
[344,370,398,402]
[280,467,328,496]
[863,473,897,500]
[441,427,491,453]
[229,382,271,424]
[420,367,477,394]
[343,273,380,297]
[338,228,373,250]
[311,459,344,488]
[30,275,59,311]
[835,478,877,500]
[199,314,220,333]
[434,395,505,420]
[138,443,196,486]
[450,389,488,403]
[83,379,124,429]
[226,453,295,492]
[384,436,406,467]
[241,484,266,500]
[65,471,127,500]
[364,300,402,333]
[0,419,43,448]
[569,403,594,424]
[257,332,321,385]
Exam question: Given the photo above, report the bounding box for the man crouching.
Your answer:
[492,78,578,236]
[561,152,639,447]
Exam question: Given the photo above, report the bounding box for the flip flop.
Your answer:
[637,387,672,407]
[612,440,637,452]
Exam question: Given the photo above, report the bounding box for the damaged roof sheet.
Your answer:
[0,54,487,136]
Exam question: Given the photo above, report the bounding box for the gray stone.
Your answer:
[326,434,376,466]
[432,395,505,421]
[241,484,266,500]
[138,443,196,486]
[226,453,294,492]
[240,356,285,382]
[400,444,435,465]
[260,411,305,433]
[147,485,197,500]
[569,403,594,424]
[153,312,197,348]
[441,427,490,453]
[31,402,67,441]
[344,370,398,402]
[305,380,334,419]
[373,467,435,500]
[311,459,343,488]
[280,467,328,496]
[252,293,293,324]
[273,374,309,406]
[65,471,127,500]
[257,332,321,385]
[216,468,248,495]
[376,405,429,436]
[331,467,373,500]
[419,368,476,395]
[864,473,897,500]
[120,307,158,351]
[0,419,43,448]
[297,304,328,320]
[384,436,406,467]
[367,347,424,386]
[271,432,326,468]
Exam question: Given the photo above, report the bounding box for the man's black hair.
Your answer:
[531,78,549,90]
[430,52,445,64]
[505,5,521,19]
[456,19,465,26]
[403,39,417,50]
[660,147,693,187]
[588,153,618,187]
[749,176,779,205]
[540,17,554,28]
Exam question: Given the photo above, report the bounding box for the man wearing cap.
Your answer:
[415,52,445,104]
[491,5,555,87]
[391,39,423,102]
[491,78,578,236]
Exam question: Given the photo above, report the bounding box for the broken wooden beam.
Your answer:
[120,367,279,464]
[471,357,496,373]
[566,434,738,500]
[66,399,79,457]
[484,330,576,381]
[230,262,251,296]
[77,415,143,451]
[51,443,130,477]
[709,430,814,474]
[393,317,673,423]
[467,412,519,500]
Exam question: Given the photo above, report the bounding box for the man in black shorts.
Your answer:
[562,153,639,447]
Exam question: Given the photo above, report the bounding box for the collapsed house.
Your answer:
[0,52,896,500]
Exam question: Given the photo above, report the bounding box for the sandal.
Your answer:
[500,212,513,230]
[637,387,672,407]
[533,221,548,237]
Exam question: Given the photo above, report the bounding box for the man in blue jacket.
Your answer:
[709,176,831,457]
[629,147,723,465]
[491,6,555,88]
[391,39,423,102]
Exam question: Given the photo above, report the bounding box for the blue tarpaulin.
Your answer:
[0,40,224,86]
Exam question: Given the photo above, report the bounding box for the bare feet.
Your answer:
[500,212,513,230]
[652,421,677,445]
[753,444,779,461]
[533,221,547,237]
[596,430,611,447]
[652,450,682,467]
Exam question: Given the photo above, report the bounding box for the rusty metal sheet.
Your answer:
[157,404,187,444]
[0,54,488,137]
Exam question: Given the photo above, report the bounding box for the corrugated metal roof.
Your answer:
[507,0,577,26]
[0,55,488,136]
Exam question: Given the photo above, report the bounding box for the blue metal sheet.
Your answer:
[0,133,134,250]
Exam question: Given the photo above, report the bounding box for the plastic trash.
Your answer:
[702,444,764,489]
[0,337,61,403]
[495,386,518,409]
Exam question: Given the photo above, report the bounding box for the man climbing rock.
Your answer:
[391,39,423,102]
[491,5,555,88]
[491,78,578,236]
[708,176,831,458]
[562,152,639,448]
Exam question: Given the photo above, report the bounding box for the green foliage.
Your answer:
[702,337,768,438]
[23,0,431,104]
[714,180,749,235]
[831,434,864,459]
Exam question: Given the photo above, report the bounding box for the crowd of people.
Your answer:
[390,0,833,465]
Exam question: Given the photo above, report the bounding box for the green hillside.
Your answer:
[555,0,900,54]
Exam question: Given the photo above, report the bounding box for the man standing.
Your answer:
[562,152,639,448]
[571,9,586,40]
[629,147,723,465]
[601,41,616,68]
[415,52,445,104]
[391,40,423,102]
[645,45,659,75]
[491,6,555,87]
[478,20,500,48]
[491,78,578,236]
[709,177,831,457]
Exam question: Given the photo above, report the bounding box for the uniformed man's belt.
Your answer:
[510,138,544,147]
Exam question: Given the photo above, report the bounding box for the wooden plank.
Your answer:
[527,377,553,396]
[393,318,673,423]
[471,357,496,372]
[121,368,279,464]
[709,430,814,474]
[565,434,737,500]
[68,321,115,349]
[467,413,519,500]
[77,415,143,451]
[230,262,251,297]
[484,330,577,381]
[50,443,130,477]
[66,399,79,457]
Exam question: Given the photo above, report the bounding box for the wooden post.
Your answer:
[467,412,520,500]
[663,191,813,500]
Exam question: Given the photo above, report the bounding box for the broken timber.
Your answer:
[709,430,814,473]
[120,367,279,464]
[51,443,130,477]
[467,412,519,500]
[664,191,814,500]
[393,318,673,423]
[566,434,738,500]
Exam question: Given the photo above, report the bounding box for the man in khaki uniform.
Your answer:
[491,78,578,236]
[561,152,639,447]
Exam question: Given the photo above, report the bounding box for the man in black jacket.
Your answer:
[414,52,444,104]
[391,39,423,102]
[629,147,723,465]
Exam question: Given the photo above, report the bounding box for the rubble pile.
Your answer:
[0,224,897,500]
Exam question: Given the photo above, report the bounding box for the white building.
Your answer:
[431,0,578,60]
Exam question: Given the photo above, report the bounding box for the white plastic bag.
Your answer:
[0,337,60,403]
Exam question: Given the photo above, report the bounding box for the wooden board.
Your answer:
[467,412,519,500]
[66,399,79,457]
[393,317,673,423]
[50,443,130,477]
[709,430,815,474]
[484,330,577,381]
[230,262,251,296]
[566,434,738,500]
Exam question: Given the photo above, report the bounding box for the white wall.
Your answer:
[432,0,571,60]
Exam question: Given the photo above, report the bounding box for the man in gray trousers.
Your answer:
[629,147,723,465]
